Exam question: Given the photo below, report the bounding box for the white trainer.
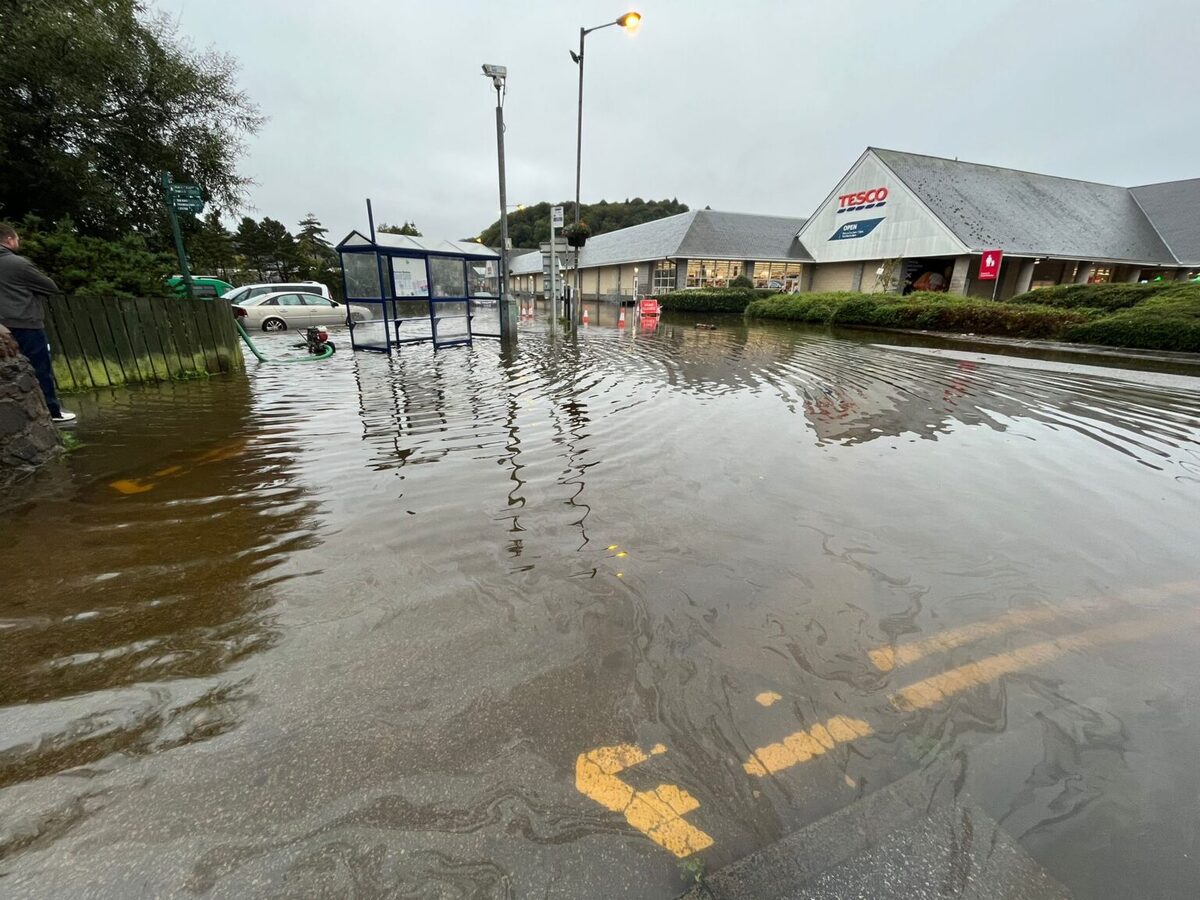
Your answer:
[51,410,78,425]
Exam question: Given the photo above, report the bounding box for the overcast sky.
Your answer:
[159,0,1200,243]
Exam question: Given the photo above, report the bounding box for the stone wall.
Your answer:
[0,325,63,487]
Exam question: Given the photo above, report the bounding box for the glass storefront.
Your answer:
[652,261,677,293]
[753,261,805,291]
[686,260,743,288]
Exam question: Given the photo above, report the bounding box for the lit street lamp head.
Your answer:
[617,11,641,31]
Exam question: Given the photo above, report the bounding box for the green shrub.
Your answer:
[729,274,754,289]
[745,283,1200,351]
[658,288,760,313]
[1063,287,1200,352]
[1009,282,1169,310]
[745,291,1088,338]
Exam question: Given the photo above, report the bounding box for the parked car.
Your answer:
[232,291,366,332]
[222,281,331,304]
[166,275,234,298]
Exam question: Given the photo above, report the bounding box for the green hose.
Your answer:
[235,318,335,364]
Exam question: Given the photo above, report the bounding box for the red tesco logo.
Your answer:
[837,187,889,213]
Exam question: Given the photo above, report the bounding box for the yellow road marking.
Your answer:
[109,439,247,494]
[575,743,714,858]
[891,611,1196,711]
[755,691,783,707]
[870,581,1199,672]
[743,715,873,777]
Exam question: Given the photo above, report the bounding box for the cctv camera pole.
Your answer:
[486,67,518,350]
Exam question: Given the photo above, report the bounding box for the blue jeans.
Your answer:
[9,327,62,417]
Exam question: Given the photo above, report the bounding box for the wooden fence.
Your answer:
[44,295,244,392]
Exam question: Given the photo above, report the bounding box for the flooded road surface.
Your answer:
[2,317,1199,898]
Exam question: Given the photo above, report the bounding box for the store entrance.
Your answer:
[901,256,957,294]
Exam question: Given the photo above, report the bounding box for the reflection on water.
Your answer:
[0,377,321,794]
[1,318,1198,898]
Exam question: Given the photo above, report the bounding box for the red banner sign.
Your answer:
[979,249,1003,281]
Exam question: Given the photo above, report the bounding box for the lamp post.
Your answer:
[483,64,517,348]
[570,10,641,329]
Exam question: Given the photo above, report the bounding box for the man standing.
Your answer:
[0,223,75,424]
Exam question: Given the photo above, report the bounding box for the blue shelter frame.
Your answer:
[336,230,502,353]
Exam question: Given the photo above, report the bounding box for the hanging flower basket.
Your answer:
[564,222,591,248]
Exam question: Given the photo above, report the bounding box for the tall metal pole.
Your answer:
[573,26,586,330]
[550,213,558,322]
[495,82,517,348]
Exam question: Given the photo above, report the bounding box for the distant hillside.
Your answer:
[477,198,688,248]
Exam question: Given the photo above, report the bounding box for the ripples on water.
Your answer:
[1,318,1199,897]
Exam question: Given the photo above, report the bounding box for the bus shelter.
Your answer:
[336,231,502,353]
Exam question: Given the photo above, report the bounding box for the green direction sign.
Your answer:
[172,198,204,214]
[168,183,202,198]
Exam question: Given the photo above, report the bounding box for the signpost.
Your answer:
[979,248,1003,301]
[160,171,205,298]
[550,205,564,318]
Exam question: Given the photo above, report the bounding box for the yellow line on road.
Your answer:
[890,611,1196,711]
[869,581,1199,672]
[743,715,874,777]
[575,743,714,858]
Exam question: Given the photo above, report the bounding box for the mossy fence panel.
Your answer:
[44,296,244,392]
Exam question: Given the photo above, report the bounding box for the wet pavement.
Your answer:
[2,312,1199,898]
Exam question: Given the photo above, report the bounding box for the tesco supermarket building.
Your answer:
[510,147,1199,300]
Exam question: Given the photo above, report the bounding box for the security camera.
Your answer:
[482,64,507,79]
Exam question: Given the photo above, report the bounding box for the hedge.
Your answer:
[657,288,771,313]
[744,283,1200,352]
[1006,281,1172,311]
[745,291,1087,338]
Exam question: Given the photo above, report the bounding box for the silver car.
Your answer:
[232,291,367,332]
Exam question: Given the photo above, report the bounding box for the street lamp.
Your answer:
[482,63,517,345]
[569,10,641,327]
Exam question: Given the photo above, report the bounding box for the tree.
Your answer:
[296,213,334,267]
[378,221,422,236]
[476,199,688,248]
[187,210,236,279]
[0,0,263,238]
[16,215,175,297]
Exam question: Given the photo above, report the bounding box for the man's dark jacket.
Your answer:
[0,245,59,329]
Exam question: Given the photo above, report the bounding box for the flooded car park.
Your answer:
[1,317,1198,898]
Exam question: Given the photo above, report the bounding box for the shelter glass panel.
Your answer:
[430,258,466,298]
[392,257,429,297]
[343,252,383,299]
[469,260,498,297]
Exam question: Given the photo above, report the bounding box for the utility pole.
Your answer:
[484,64,518,348]
[551,205,562,320]
[573,27,585,331]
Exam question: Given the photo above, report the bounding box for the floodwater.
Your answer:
[2,312,1199,899]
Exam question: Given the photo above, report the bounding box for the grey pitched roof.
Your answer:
[676,210,811,262]
[1130,179,1200,265]
[509,249,544,275]
[575,209,810,267]
[874,149,1178,265]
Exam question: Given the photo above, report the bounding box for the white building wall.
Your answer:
[799,150,967,264]
[809,262,861,293]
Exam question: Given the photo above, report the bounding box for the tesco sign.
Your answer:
[837,187,889,214]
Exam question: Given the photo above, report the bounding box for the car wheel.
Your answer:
[262,317,287,332]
